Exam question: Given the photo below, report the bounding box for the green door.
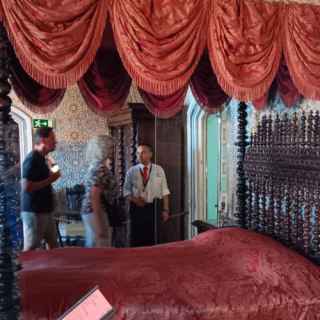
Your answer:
[206,114,220,224]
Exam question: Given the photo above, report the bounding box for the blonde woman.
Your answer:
[80,135,118,247]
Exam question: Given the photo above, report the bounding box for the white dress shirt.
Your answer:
[123,163,170,203]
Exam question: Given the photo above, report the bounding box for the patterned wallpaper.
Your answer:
[11,86,108,191]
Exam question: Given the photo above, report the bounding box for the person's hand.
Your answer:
[46,156,56,169]
[162,211,170,222]
[50,170,61,183]
[132,197,146,207]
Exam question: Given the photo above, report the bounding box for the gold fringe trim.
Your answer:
[283,15,320,100]
[190,83,229,114]
[77,81,132,118]
[251,0,320,4]
[208,47,282,102]
[139,87,187,119]
[143,102,184,119]
[1,0,109,89]
[207,0,283,102]
[12,86,66,115]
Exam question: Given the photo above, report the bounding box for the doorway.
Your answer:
[186,93,222,237]
[206,113,220,225]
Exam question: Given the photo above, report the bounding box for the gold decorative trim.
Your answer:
[253,0,320,4]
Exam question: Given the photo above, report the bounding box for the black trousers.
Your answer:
[130,199,162,247]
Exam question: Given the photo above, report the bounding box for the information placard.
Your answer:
[58,286,114,320]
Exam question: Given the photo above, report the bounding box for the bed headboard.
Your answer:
[238,104,320,264]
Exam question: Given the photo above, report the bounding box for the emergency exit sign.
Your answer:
[32,119,54,128]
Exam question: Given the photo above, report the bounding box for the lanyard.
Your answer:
[140,165,152,191]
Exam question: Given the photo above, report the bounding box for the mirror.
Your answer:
[13,89,225,250]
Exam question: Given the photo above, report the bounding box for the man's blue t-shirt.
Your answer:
[21,151,54,213]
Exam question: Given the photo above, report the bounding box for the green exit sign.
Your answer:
[32,119,55,128]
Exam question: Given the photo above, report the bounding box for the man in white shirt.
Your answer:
[123,144,170,247]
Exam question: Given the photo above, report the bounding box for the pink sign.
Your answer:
[59,287,114,320]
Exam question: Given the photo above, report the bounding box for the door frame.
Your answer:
[206,112,221,225]
[185,94,222,238]
[11,105,33,174]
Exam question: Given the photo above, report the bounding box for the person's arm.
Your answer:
[162,194,170,222]
[163,194,169,212]
[160,168,170,222]
[22,172,61,193]
[22,154,61,192]
[128,195,145,207]
[91,185,107,239]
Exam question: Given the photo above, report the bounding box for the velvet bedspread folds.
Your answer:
[20,228,320,320]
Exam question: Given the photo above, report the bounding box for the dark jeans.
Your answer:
[130,199,162,247]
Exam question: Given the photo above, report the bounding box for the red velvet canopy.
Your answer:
[1,0,319,117]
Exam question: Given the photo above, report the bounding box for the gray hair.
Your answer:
[85,135,114,164]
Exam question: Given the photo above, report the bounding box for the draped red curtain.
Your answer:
[252,59,301,110]
[78,25,131,116]
[252,81,277,110]
[138,86,187,119]
[190,51,228,113]
[1,0,109,88]
[252,94,269,111]
[10,23,131,116]
[111,0,209,95]
[208,0,282,101]
[3,0,320,118]
[283,4,320,100]
[277,59,301,108]
[11,55,65,114]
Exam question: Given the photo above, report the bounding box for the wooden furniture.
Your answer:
[108,103,185,245]
[238,105,320,264]
[195,104,320,266]
[17,102,320,320]
[0,24,21,319]
[55,210,84,247]
[191,220,216,233]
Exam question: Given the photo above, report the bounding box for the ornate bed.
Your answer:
[237,103,320,264]
[18,103,320,319]
[20,228,320,320]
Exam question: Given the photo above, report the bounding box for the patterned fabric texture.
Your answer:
[20,227,320,319]
[81,161,118,215]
